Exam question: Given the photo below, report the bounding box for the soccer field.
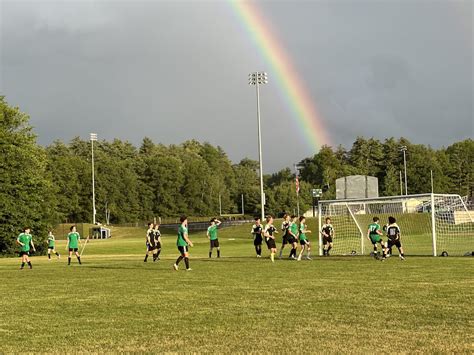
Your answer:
[0,223,472,353]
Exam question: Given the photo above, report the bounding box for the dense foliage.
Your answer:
[1,97,472,252]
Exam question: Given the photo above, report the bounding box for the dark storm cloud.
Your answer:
[1,0,472,172]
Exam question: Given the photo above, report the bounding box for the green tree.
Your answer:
[0,97,52,254]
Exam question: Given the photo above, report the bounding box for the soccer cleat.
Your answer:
[173,264,179,271]
[256,255,261,258]
[399,255,405,261]
[186,268,192,271]
[306,256,312,260]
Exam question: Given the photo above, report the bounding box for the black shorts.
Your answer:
[210,239,219,248]
[282,234,289,245]
[387,239,402,249]
[147,244,157,251]
[266,238,276,249]
[48,246,55,250]
[323,236,333,245]
[69,248,78,252]
[19,251,29,257]
[178,246,189,255]
[288,236,297,244]
[254,237,263,246]
[156,241,162,249]
[300,239,310,246]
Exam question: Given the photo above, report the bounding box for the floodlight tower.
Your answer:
[249,71,268,221]
[90,133,98,224]
[400,145,408,195]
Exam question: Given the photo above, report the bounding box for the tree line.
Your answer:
[1,96,472,253]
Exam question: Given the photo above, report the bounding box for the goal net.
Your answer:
[318,194,474,256]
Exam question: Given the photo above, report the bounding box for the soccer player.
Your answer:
[264,215,278,262]
[17,227,35,269]
[207,218,222,258]
[297,216,312,261]
[321,217,335,256]
[278,214,291,259]
[153,223,162,262]
[367,217,386,259]
[66,225,82,265]
[46,230,60,260]
[384,216,405,261]
[173,216,194,271]
[251,217,264,258]
[288,215,299,259]
[144,222,155,262]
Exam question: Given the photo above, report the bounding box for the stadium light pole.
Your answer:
[400,146,408,195]
[90,133,98,225]
[249,71,268,221]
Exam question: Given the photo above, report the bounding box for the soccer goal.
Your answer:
[318,194,474,256]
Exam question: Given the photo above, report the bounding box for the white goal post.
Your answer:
[318,193,474,256]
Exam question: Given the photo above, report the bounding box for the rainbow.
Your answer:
[228,0,332,150]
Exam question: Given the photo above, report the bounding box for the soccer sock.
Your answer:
[27,261,32,268]
[270,252,274,262]
[157,249,161,257]
[144,254,148,262]
[217,249,220,258]
[209,251,212,258]
[279,249,283,258]
[77,256,81,264]
[21,262,25,269]
[153,253,158,261]
[307,250,311,258]
[48,254,51,259]
[184,257,190,269]
[56,252,60,257]
[68,257,71,265]
[176,256,183,265]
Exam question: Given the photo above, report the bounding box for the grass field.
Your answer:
[0,221,473,353]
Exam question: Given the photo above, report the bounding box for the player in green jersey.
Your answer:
[288,215,299,259]
[17,227,35,269]
[46,230,60,260]
[367,217,386,259]
[66,225,82,265]
[173,216,194,271]
[297,216,312,261]
[207,218,222,258]
[321,217,335,256]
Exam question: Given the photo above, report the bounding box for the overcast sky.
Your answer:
[1,0,472,172]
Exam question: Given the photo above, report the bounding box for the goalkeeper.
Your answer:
[321,217,334,256]
[367,217,386,259]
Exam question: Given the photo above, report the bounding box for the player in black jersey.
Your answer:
[153,223,162,261]
[144,222,155,262]
[264,215,278,262]
[288,215,299,259]
[321,217,334,256]
[383,216,405,261]
[278,214,291,259]
[251,217,264,258]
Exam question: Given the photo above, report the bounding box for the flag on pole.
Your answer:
[295,175,300,194]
